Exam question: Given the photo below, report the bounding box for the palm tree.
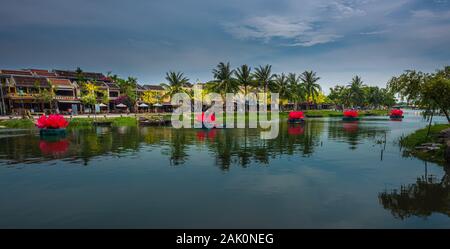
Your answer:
[161,71,190,98]
[273,73,291,111]
[234,64,253,95]
[210,62,239,95]
[300,70,321,108]
[287,73,306,110]
[253,65,275,93]
[347,75,366,108]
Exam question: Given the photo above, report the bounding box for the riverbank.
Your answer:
[400,124,450,165]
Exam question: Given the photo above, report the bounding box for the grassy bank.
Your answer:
[0,119,36,129]
[67,117,137,128]
[400,124,450,165]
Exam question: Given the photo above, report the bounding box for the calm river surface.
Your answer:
[0,110,449,228]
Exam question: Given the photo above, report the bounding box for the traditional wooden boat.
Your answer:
[138,116,170,126]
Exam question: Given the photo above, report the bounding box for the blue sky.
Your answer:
[1,0,449,92]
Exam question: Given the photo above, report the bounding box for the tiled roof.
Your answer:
[13,76,50,88]
[136,84,146,91]
[0,70,33,76]
[28,69,57,77]
[92,81,108,89]
[142,85,164,91]
[48,78,73,88]
[105,82,120,90]
[54,70,105,80]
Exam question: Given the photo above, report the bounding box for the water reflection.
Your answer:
[379,164,450,219]
[0,118,392,167]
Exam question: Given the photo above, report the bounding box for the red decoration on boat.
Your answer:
[343,110,358,117]
[390,109,403,116]
[36,114,69,129]
[39,139,69,155]
[288,111,305,120]
[288,125,305,135]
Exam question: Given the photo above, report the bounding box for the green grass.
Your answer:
[67,117,137,129]
[400,123,450,165]
[0,119,36,129]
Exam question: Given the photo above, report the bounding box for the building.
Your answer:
[0,68,177,115]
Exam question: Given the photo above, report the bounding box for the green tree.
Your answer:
[35,80,55,113]
[421,74,450,122]
[300,70,321,107]
[273,73,291,110]
[253,65,275,93]
[234,64,253,95]
[287,73,306,110]
[387,70,426,106]
[161,71,190,98]
[347,75,366,107]
[209,62,239,97]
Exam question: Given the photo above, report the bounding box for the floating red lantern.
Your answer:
[390,109,403,117]
[288,111,305,120]
[343,110,359,117]
[36,114,69,129]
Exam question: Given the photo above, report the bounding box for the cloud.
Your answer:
[224,15,342,47]
[411,9,450,20]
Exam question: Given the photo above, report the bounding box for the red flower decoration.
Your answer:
[288,111,304,120]
[36,114,69,129]
[390,109,403,116]
[343,110,358,117]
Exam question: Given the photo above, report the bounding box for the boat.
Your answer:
[389,109,404,120]
[39,128,66,136]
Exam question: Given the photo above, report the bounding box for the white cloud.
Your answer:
[224,16,313,41]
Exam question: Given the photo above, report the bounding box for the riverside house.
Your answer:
[0,68,169,115]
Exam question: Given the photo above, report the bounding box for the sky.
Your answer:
[1,0,449,92]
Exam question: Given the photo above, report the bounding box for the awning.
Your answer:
[138,103,149,107]
[116,103,127,108]
[99,103,108,107]
[153,103,162,107]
